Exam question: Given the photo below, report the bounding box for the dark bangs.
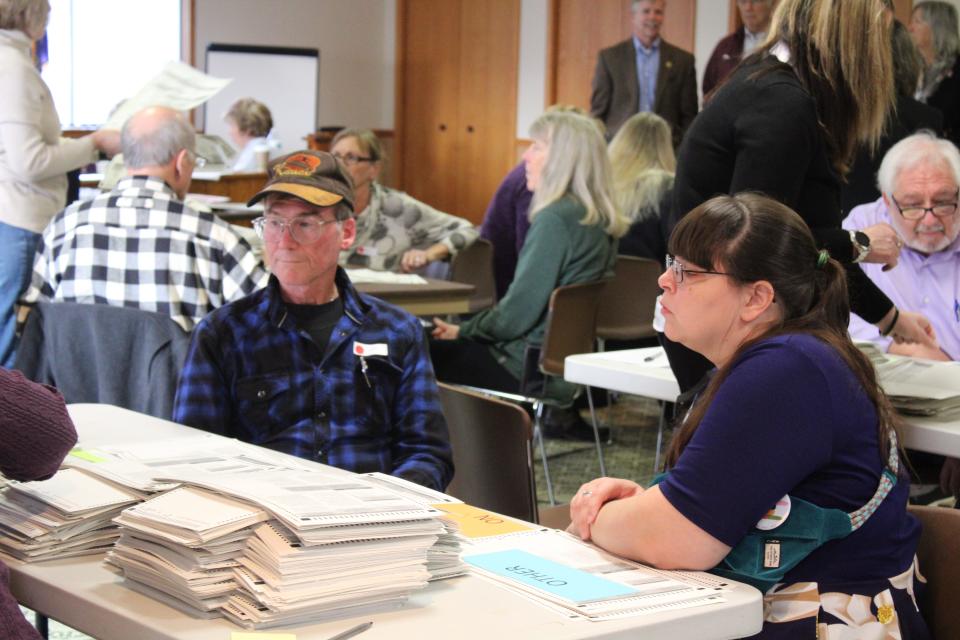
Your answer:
[668,197,750,278]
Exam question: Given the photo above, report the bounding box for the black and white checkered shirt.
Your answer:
[20,176,269,330]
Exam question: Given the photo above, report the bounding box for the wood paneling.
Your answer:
[551,0,697,110]
[398,0,519,224]
[893,0,914,24]
[456,0,521,221]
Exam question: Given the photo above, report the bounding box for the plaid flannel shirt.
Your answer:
[20,176,268,330]
[172,269,454,491]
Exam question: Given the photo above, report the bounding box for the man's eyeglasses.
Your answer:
[252,215,338,244]
[890,190,959,221]
[332,152,375,166]
[665,254,730,285]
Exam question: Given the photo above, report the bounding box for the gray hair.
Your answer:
[0,0,49,34]
[914,1,960,99]
[264,193,354,221]
[226,98,273,138]
[121,108,196,170]
[877,131,960,195]
[528,111,628,238]
[892,20,923,97]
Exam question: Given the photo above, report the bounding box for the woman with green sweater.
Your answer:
[430,111,627,438]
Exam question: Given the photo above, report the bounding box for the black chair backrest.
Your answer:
[439,383,537,522]
[596,255,661,341]
[539,280,606,378]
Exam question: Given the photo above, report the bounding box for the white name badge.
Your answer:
[755,495,791,531]
[354,342,389,357]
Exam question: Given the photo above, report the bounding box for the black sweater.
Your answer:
[671,56,892,323]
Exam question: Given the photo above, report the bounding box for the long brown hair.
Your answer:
[742,0,894,175]
[662,194,902,470]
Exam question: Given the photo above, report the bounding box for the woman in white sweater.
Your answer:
[0,0,119,367]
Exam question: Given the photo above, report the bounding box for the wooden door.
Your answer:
[551,0,697,110]
[455,0,520,222]
[399,0,519,224]
[399,0,461,215]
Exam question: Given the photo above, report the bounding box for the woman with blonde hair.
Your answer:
[665,0,937,392]
[431,111,627,440]
[910,1,960,147]
[608,111,675,263]
[331,127,477,273]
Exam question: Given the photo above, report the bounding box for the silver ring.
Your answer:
[581,490,593,497]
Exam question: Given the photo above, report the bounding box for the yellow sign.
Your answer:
[68,448,107,463]
[433,503,535,539]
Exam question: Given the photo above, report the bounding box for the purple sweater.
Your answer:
[479,163,533,299]
[0,368,77,640]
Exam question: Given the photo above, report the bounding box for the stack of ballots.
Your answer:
[0,467,142,561]
[108,464,452,629]
[875,356,960,417]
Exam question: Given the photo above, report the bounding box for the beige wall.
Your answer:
[193,0,396,132]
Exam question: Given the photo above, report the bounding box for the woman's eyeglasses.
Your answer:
[664,254,730,285]
[332,152,375,166]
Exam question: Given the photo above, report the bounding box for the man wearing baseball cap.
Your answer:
[172,150,453,491]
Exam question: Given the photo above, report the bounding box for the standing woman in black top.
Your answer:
[911,2,960,149]
[666,0,938,392]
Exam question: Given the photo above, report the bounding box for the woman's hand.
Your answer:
[859,223,902,270]
[431,317,460,340]
[568,477,644,542]
[401,249,431,272]
[91,129,121,157]
[886,309,939,348]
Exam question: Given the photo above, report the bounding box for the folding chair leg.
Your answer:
[36,613,49,639]
[534,402,556,505]
[653,400,669,474]
[585,387,607,477]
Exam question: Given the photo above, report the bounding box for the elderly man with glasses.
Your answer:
[173,150,453,491]
[19,106,267,333]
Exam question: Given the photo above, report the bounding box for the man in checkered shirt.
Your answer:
[172,150,453,491]
[19,106,268,331]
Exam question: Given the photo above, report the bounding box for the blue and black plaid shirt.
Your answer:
[172,269,453,491]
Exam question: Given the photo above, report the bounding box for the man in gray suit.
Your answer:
[590,0,698,145]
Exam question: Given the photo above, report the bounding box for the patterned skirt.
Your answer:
[757,559,931,639]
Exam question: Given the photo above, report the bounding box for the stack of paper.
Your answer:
[0,468,141,561]
[346,269,428,285]
[109,465,451,629]
[463,529,730,621]
[875,357,960,416]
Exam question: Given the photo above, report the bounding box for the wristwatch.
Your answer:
[849,230,871,263]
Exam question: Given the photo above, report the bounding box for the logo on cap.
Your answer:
[274,153,322,177]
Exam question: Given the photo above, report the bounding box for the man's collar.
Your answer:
[633,35,661,54]
[116,175,180,198]
[265,268,367,329]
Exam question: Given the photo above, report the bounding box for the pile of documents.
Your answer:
[108,465,454,629]
[0,468,142,561]
[345,269,428,285]
[463,529,730,620]
[875,356,960,416]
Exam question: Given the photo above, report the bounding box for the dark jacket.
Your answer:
[702,28,745,98]
[14,301,191,420]
[590,37,698,144]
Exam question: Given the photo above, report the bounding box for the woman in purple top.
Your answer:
[570,194,929,639]
[0,368,77,639]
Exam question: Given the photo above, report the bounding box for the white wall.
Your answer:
[693,0,729,103]
[516,0,548,139]
[193,0,395,132]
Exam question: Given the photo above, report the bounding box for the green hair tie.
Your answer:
[816,249,830,269]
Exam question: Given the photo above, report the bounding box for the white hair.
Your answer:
[877,131,960,195]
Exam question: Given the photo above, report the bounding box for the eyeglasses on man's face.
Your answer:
[891,190,959,221]
[332,152,375,166]
[252,215,338,244]
[664,254,730,285]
